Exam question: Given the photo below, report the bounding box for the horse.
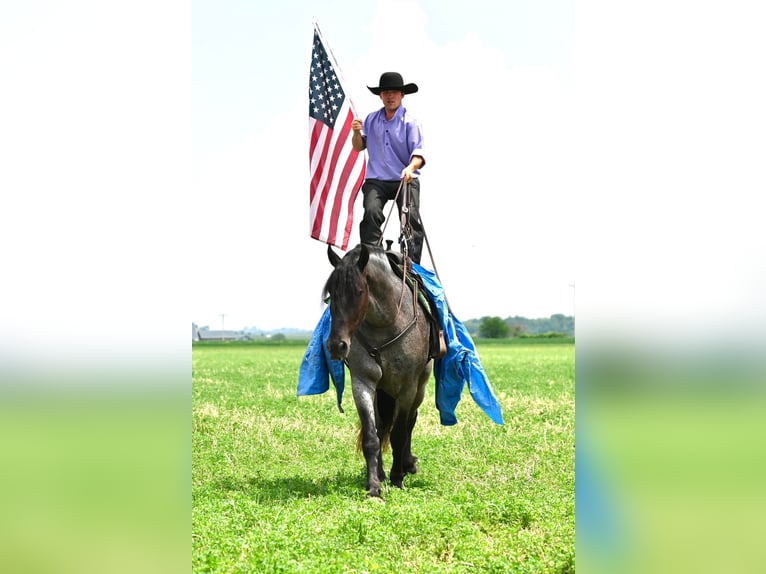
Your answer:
[324,243,433,498]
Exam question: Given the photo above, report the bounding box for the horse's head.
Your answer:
[324,244,370,360]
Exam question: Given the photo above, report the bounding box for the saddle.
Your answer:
[385,251,447,360]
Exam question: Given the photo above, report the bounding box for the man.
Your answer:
[351,72,426,264]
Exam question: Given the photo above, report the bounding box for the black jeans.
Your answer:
[359,178,424,264]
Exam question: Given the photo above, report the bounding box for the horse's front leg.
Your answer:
[352,382,382,498]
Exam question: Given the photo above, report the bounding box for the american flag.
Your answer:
[308,26,366,250]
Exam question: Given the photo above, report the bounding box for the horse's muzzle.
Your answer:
[326,338,349,361]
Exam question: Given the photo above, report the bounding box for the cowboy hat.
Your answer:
[367,72,419,95]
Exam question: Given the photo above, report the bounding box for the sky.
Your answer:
[190,0,765,338]
[1,0,765,358]
[192,0,579,332]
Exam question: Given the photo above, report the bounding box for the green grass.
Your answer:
[193,342,574,573]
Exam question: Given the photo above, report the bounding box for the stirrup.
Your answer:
[436,329,446,359]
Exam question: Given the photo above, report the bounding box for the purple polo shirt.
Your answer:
[362,106,425,181]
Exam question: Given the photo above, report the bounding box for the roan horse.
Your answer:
[324,243,432,498]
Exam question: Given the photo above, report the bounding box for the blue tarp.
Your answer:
[297,263,504,426]
[296,308,346,411]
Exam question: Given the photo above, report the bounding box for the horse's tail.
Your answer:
[356,422,391,453]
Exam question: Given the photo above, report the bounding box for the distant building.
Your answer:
[195,327,243,341]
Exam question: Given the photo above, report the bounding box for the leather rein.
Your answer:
[350,177,423,366]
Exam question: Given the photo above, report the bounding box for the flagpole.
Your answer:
[308,20,367,250]
[313,21,360,117]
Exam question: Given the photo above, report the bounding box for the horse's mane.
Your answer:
[322,244,403,304]
[322,245,365,303]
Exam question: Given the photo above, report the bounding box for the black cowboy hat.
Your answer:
[367,72,419,95]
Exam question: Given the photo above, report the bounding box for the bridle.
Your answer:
[344,176,437,366]
[352,265,420,367]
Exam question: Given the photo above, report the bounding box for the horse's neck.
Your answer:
[364,256,411,328]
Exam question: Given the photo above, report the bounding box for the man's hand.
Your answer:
[401,156,423,182]
[350,119,365,152]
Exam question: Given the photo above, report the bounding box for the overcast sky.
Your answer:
[191,0,765,337]
[2,1,764,359]
[192,0,579,331]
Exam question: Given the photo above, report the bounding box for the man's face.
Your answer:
[380,89,403,111]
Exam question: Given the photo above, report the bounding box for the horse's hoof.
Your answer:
[366,490,383,500]
[403,456,418,475]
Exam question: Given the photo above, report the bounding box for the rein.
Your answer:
[375,178,411,316]
[376,179,404,244]
[379,177,449,309]
[348,176,435,365]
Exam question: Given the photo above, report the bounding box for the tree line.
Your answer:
[463,314,574,339]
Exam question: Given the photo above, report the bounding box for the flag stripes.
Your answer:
[308,26,365,250]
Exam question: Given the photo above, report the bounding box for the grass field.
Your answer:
[192,340,574,573]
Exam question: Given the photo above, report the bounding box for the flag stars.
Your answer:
[308,33,346,127]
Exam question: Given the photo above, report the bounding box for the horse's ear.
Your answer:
[327,244,342,268]
[357,244,369,271]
